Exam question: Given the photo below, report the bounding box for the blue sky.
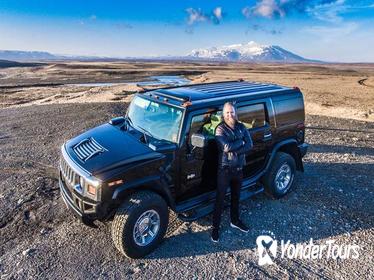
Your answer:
[0,0,374,62]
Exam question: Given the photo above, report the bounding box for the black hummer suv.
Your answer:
[59,80,308,258]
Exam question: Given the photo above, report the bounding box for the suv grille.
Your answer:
[73,138,106,161]
[60,157,79,187]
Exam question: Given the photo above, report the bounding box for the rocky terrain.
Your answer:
[0,61,373,279]
[0,101,373,279]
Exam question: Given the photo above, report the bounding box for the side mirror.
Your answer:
[109,117,126,126]
[191,133,207,148]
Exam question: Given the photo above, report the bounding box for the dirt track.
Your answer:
[0,102,373,279]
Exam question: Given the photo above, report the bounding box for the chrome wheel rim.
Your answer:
[133,209,160,247]
[275,163,292,191]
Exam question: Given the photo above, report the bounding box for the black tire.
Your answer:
[262,152,296,199]
[111,191,169,258]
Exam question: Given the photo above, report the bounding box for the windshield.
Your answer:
[127,95,183,143]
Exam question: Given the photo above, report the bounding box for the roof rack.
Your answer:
[138,79,245,93]
[139,79,247,102]
[157,79,245,91]
[152,89,190,102]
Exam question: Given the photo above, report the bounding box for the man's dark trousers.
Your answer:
[212,166,243,230]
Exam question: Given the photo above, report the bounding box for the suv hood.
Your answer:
[64,123,165,176]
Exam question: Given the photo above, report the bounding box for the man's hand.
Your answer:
[235,125,254,155]
[216,125,244,153]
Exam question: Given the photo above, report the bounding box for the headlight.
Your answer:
[87,184,97,196]
[79,176,101,199]
[86,177,100,188]
[86,178,100,196]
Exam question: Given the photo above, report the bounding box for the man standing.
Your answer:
[211,102,253,242]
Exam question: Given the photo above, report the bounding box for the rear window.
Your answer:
[272,96,304,126]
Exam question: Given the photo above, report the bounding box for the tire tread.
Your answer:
[111,191,168,258]
[262,152,296,199]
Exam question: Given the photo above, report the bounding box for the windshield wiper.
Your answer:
[126,116,158,142]
[124,116,134,130]
[136,124,155,143]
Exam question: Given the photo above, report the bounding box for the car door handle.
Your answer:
[263,132,272,141]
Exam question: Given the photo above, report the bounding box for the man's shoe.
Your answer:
[230,220,249,233]
[211,229,219,243]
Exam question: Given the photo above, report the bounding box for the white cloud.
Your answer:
[213,7,223,21]
[242,0,350,22]
[299,22,374,62]
[304,21,359,40]
[186,7,224,26]
[243,0,286,19]
[186,8,209,25]
[254,0,285,18]
[306,0,346,23]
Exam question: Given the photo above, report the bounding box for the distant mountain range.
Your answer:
[0,50,58,61]
[0,42,318,63]
[0,50,104,62]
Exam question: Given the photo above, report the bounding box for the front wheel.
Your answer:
[111,191,169,258]
[262,152,296,198]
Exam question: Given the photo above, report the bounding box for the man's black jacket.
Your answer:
[215,121,253,169]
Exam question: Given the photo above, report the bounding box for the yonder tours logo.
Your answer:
[256,235,360,266]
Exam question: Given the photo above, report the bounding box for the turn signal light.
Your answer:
[108,179,124,187]
[182,101,192,107]
[87,185,96,195]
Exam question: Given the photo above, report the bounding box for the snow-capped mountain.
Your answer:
[188,41,313,63]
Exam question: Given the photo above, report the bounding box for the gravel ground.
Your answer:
[0,102,373,279]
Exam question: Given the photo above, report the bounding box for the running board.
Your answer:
[177,184,264,222]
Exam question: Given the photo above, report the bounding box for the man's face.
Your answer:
[223,104,236,127]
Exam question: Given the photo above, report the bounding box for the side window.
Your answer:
[237,103,267,129]
[188,110,221,143]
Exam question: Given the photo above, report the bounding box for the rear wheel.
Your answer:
[111,191,169,258]
[262,152,296,198]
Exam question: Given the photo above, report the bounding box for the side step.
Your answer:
[178,184,264,222]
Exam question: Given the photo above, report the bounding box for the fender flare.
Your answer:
[266,139,304,172]
[112,175,176,210]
